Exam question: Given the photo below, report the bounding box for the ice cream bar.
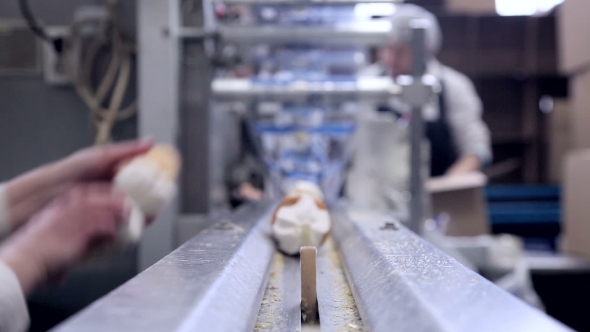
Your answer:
[114,144,181,244]
[271,181,331,255]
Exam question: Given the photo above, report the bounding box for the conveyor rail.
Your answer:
[51,202,573,332]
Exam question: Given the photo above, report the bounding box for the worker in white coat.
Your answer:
[347,4,491,209]
[0,140,152,332]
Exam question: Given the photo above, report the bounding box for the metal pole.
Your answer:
[408,24,426,235]
[137,0,181,270]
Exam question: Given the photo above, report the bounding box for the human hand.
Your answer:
[56,139,154,183]
[445,155,482,177]
[239,182,263,201]
[0,184,127,294]
[5,140,152,230]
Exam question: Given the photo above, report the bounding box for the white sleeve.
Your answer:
[443,68,493,165]
[0,183,11,237]
[0,261,29,332]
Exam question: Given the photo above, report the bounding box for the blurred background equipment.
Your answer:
[3,0,590,331]
[18,0,137,145]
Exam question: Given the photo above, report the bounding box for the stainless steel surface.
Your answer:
[137,0,182,270]
[211,77,401,101]
[51,202,277,332]
[180,41,216,212]
[408,26,427,235]
[216,21,391,45]
[331,206,573,332]
[177,27,217,40]
[316,238,364,332]
[254,253,302,332]
[176,213,216,246]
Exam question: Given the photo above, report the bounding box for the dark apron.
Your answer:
[377,81,458,177]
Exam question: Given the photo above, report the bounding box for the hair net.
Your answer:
[388,4,443,55]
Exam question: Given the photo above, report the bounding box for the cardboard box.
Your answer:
[427,172,491,236]
[546,99,571,183]
[570,72,590,149]
[445,0,496,14]
[558,0,590,74]
[563,150,590,257]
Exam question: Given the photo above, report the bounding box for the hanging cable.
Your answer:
[20,0,137,145]
[18,0,63,53]
[61,0,137,145]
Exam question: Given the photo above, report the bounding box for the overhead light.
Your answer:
[495,0,564,16]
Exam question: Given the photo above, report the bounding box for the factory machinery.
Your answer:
[51,202,571,331]
[52,0,573,330]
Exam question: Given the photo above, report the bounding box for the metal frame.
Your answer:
[217,22,392,45]
[51,203,572,332]
[82,3,574,331]
[137,0,182,270]
[408,25,428,235]
[137,0,217,269]
[214,0,401,5]
[51,202,277,332]
[211,77,402,101]
[137,0,437,267]
[330,205,573,332]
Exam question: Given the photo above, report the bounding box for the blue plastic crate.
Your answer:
[486,185,561,202]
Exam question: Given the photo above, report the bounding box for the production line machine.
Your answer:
[50,201,571,332]
[53,24,571,332]
[45,1,575,330]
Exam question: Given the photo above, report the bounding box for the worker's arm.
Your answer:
[228,154,265,205]
[0,187,29,332]
[446,155,481,176]
[0,260,29,332]
[443,68,492,175]
[0,184,126,332]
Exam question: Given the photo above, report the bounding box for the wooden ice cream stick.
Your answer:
[301,246,318,323]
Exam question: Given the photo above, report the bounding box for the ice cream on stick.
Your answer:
[271,181,331,255]
[113,144,181,244]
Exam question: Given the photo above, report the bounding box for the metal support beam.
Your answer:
[211,77,402,101]
[408,24,427,235]
[137,0,181,270]
[217,22,392,45]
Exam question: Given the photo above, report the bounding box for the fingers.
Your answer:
[62,183,121,200]
[3,183,134,293]
[86,210,120,236]
[61,139,154,183]
[55,184,128,230]
[97,139,153,166]
[86,194,127,221]
[83,185,128,223]
[9,182,74,228]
